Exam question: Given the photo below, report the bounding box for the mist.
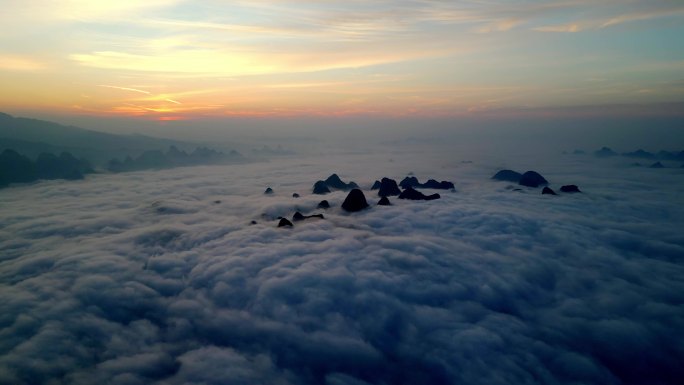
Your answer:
[19,102,684,157]
[2,129,684,384]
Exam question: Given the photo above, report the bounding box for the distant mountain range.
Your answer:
[592,146,684,161]
[0,112,191,166]
[0,112,255,188]
[107,145,244,172]
[0,149,94,188]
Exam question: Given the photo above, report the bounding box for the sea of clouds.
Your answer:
[1,145,683,385]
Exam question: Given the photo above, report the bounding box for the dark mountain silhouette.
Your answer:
[421,179,455,189]
[594,147,618,157]
[324,174,359,191]
[657,150,684,161]
[399,176,454,190]
[492,170,522,183]
[312,180,331,194]
[341,189,369,212]
[377,178,401,197]
[589,144,684,162]
[107,145,242,172]
[0,112,191,166]
[399,176,420,189]
[560,185,581,193]
[0,149,93,188]
[519,171,549,188]
[398,187,440,201]
[622,149,655,159]
[292,212,324,221]
[377,196,391,206]
[312,174,359,193]
[542,187,557,195]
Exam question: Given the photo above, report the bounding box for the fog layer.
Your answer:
[1,146,683,384]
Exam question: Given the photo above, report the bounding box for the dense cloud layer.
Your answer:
[1,148,683,384]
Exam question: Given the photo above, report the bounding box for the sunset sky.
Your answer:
[1,0,683,121]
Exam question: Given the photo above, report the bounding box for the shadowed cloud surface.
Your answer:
[1,147,683,384]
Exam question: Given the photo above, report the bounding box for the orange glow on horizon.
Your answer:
[157,116,187,121]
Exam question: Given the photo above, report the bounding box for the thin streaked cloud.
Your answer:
[97,85,151,94]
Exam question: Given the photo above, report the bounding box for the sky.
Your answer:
[1,0,683,123]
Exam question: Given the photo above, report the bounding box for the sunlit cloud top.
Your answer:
[1,0,683,119]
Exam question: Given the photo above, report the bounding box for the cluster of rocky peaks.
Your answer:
[492,169,582,195]
[395,177,455,191]
[591,147,684,168]
[0,149,93,188]
[108,145,242,172]
[265,174,456,227]
[321,174,454,203]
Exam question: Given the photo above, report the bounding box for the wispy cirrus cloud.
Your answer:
[533,2,684,32]
[97,85,151,95]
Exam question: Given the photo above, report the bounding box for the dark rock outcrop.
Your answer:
[492,169,522,183]
[317,200,330,209]
[264,187,274,195]
[422,179,455,190]
[649,161,665,169]
[519,171,548,188]
[398,187,440,201]
[293,211,324,221]
[371,180,381,190]
[377,196,391,206]
[560,185,581,193]
[399,176,455,190]
[542,187,557,195]
[325,174,357,190]
[378,177,401,197]
[341,189,369,212]
[312,180,331,194]
[277,218,293,227]
[399,176,420,189]
[313,174,358,192]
